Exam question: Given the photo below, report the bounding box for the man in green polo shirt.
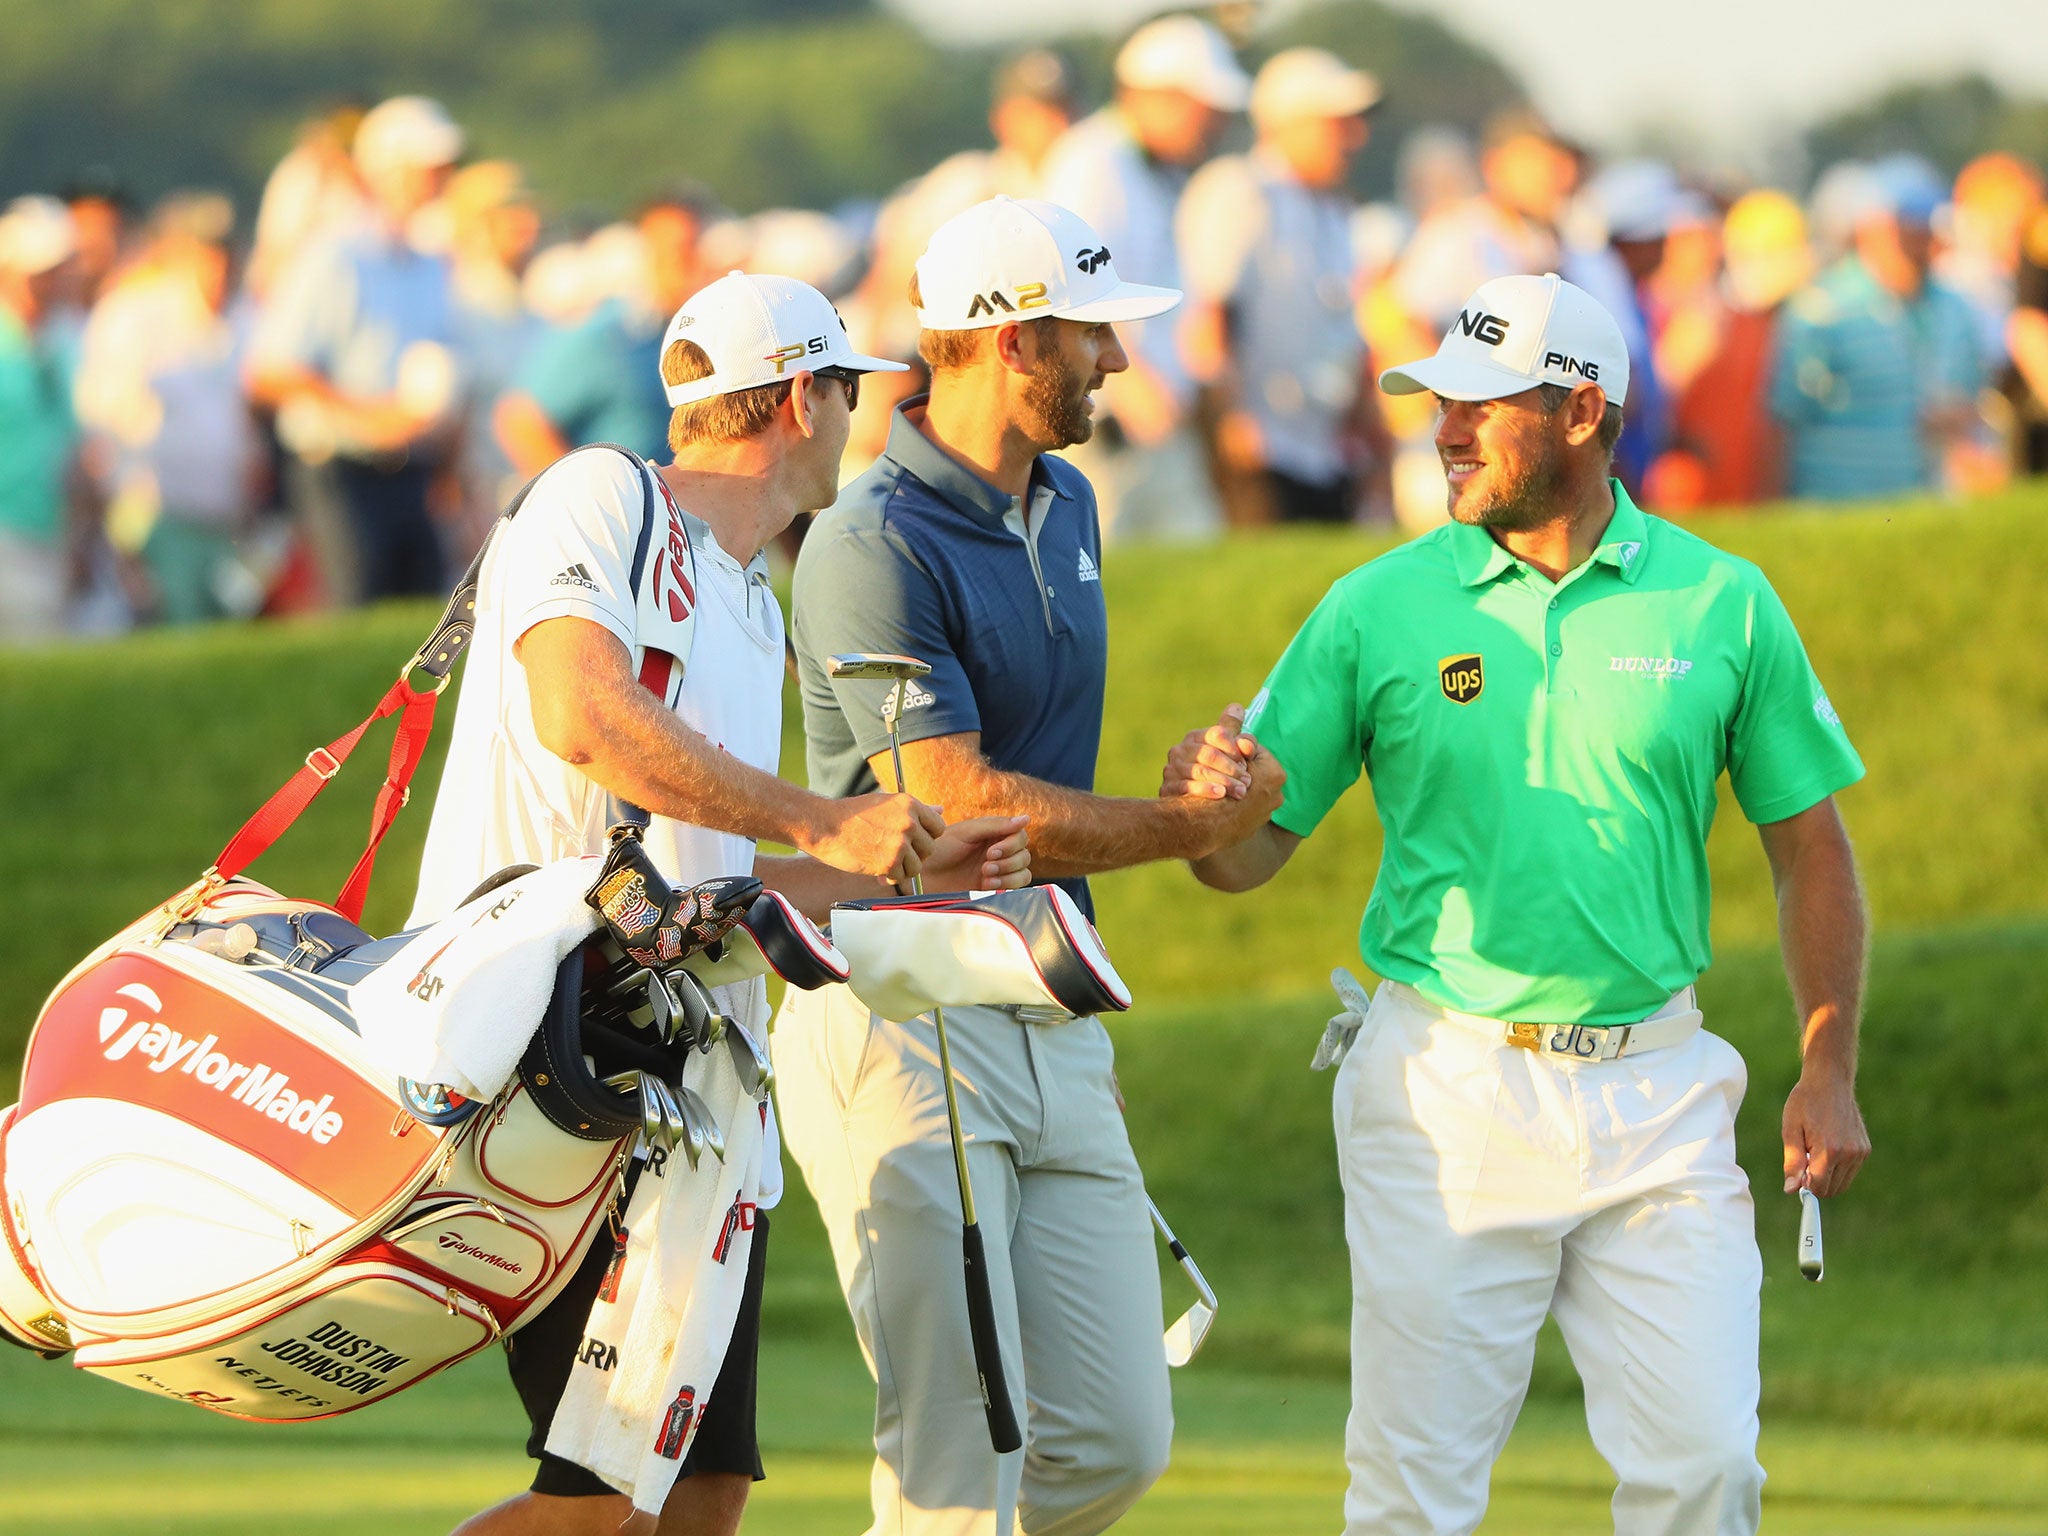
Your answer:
[1166,273,1870,1536]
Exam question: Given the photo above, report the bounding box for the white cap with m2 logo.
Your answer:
[1378,272,1631,406]
[912,196,1183,333]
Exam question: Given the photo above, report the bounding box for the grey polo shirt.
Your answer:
[791,400,1110,918]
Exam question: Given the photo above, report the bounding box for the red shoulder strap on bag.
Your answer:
[209,670,444,924]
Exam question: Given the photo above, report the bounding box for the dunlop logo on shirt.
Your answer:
[1439,653,1484,705]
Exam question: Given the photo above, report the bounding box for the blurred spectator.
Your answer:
[247,105,370,301]
[1042,14,1247,541]
[1582,159,1676,491]
[60,169,137,308]
[492,185,716,479]
[0,196,82,644]
[446,161,542,539]
[1940,152,2044,363]
[247,94,465,604]
[1771,160,1984,500]
[74,191,263,624]
[2003,196,2048,477]
[1179,47,1388,525]
[853,48,1077,367]
[1664,190,1814,507]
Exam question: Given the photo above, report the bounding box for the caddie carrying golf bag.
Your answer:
[0,464,848,1422]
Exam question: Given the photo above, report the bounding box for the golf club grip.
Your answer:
[961,1220,1022,1453]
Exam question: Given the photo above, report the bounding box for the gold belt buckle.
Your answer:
[1506,1022,1544,1051]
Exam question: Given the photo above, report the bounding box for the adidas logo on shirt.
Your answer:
[1077,549,1100,583]
[551,563,600,591]
[881,682,936,724]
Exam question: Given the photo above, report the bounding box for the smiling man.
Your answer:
[1164,272,1872,1536]
[777,196,1282,1536]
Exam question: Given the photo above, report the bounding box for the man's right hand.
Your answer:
[799,791,945,885]
[1162,704,1257,801]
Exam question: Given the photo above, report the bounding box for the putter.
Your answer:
[1798,1188,1824,1281]
[1147,1197,1218,1367]
[826,652,1023,1455]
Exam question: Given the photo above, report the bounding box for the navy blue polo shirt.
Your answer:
[791,398,1109,917]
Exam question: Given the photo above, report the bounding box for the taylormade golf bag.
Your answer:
[0,457,852,1421]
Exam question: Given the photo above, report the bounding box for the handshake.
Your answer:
[1157,702,1287,854]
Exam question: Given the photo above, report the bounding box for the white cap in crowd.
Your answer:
[1380,272,1631,406]
[1114,15,1250,111]
[0,195,77,276]
[913,196,1182,332]
[660,271,906,407]
[353,96,465,177]
[1249,47,1382,127]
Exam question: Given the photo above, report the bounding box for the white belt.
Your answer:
[1389,982,1702,1062]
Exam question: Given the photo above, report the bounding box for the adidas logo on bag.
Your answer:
[1077,549,1099,583]
[551,563,599,591]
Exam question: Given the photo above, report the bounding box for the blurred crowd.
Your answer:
[4,14,2048,646]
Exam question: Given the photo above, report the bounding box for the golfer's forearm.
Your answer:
[1765,814,1867,1081]
[753,852,883,923]
[938,766,1219,877]
[546,681,825,852]
[1189,821,1296,892]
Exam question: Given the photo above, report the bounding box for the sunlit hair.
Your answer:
[661,339,790,451]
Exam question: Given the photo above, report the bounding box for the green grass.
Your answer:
[5,1335,2048,1535]
[2,488,2046,1053]
[2,489,2047,1527]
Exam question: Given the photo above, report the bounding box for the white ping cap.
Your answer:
[913,196,1181,333]
[1250,48,1382,127]
[661,271,906,407]
[0,196,77,276]
[1379,272,1630,406]
[353,96,465,176]
[1114,15,1250,111]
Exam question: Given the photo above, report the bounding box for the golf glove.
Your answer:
[1313,967,1374,1070]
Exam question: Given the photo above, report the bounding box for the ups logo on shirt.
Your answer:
[1439,653,1485,705]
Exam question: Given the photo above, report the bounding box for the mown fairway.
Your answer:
[2,488,2045,1530]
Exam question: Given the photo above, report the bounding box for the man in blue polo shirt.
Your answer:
[1167,273,1871,1536]
[776,196,1283,1536]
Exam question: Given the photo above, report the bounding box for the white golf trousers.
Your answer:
[1337,982,1765,1536]
[774,985,1172,1536]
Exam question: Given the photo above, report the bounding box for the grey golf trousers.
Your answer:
[774,986,1173,1536]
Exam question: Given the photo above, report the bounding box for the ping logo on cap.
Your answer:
[1454,310,1510,345]
[1542,350,1600,381]
[1439,653,1485,705]
[1075,246,1111,274]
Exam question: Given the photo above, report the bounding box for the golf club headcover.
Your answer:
[585,829,760,972]
[682,890,850,991]
[829,886,1131,1021]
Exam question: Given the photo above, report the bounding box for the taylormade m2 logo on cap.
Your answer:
[1075,246,1111,274]
[967,283,1050,319]
[1455,310,1510,345]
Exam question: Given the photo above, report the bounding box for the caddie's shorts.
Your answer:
[507,1161,770,1496]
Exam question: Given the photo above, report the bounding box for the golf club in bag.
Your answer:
[826,653,1023,1454]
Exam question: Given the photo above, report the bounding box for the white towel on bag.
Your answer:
[545,1032,763,1517]
[351,858,603,1098]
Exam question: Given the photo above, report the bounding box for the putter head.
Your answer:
[1164,1300,1216,1368]
[826,653,932,682]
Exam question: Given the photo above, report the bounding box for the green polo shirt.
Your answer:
[1245,483,1863,1025]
